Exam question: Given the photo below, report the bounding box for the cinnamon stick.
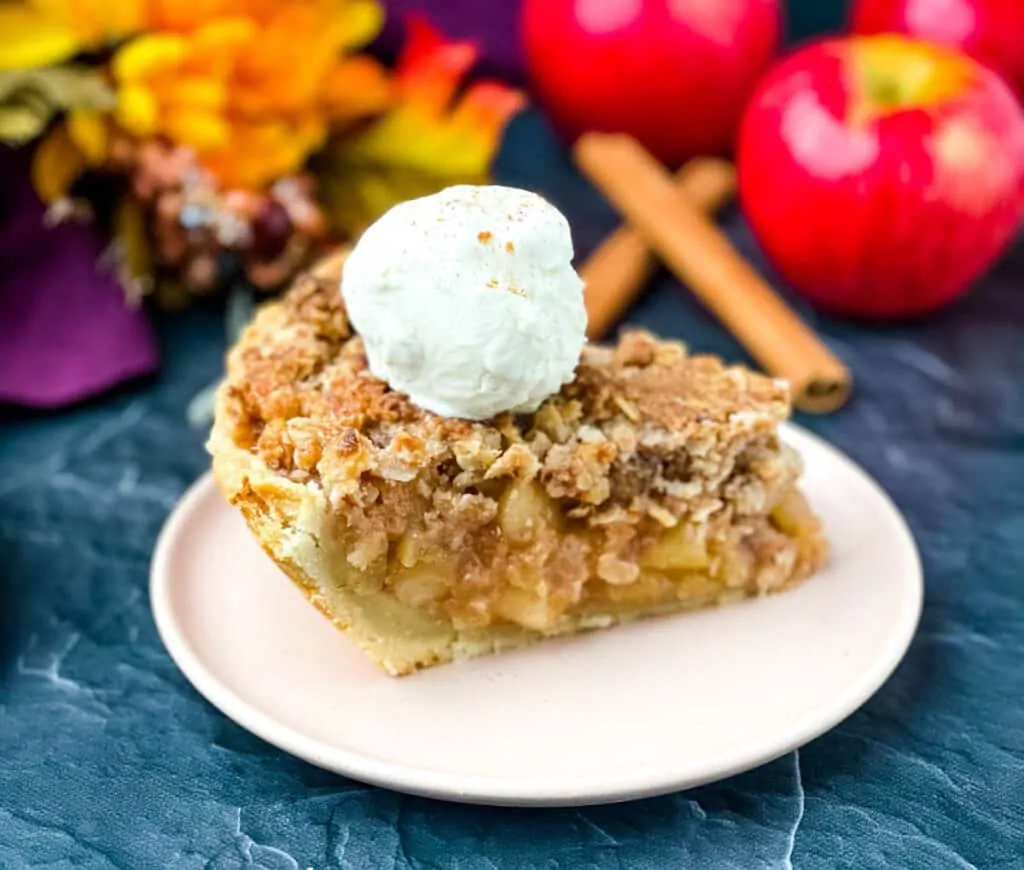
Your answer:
[574,133,851,414]
[582,158,736,340]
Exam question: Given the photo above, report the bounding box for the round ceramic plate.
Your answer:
[151,423,922,806]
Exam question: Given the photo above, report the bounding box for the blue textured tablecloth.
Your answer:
[2,109,1023,869]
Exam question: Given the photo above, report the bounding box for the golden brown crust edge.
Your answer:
[211,420,455,674]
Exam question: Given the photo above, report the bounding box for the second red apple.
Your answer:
[737,35,1024,319]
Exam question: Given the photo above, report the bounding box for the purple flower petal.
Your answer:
[0,146,158,408]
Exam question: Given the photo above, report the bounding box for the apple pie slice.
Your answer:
[209,254,827,675]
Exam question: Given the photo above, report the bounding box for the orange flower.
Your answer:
[0,0,144,69]
[110,0,390,189]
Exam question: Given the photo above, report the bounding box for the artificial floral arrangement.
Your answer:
[0,0,523,306]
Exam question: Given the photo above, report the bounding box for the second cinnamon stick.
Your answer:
[574,133,851,413]
[582,158,736,340]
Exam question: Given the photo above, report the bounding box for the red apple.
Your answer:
[851,0,1024,100]
[521,0,782,165]
[737,35,1024,318]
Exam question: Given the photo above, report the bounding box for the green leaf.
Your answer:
[0,65,114,108]
[0,65,113,143]
[0,99,49,142]
[11,85,50,117]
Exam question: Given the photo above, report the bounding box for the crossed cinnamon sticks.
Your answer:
[574,133,850,414]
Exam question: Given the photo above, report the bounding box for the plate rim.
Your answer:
[151,422,923,806]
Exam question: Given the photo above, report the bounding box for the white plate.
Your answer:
[151,424,922,806]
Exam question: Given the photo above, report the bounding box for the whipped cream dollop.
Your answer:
[341,184,586,420]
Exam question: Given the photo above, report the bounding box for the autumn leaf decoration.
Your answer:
[318,16,526,237]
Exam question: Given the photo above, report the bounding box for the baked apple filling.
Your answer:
[318,472,823,637]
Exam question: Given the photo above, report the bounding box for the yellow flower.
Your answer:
[31,106,113,202]
[108,0,390,189]
[0,0,144,69]
[66,107,108,163]
[112,26,240,149]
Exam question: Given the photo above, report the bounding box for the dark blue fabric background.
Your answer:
[2,1,1024,867]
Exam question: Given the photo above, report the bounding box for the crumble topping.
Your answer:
[223,253,791,514]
